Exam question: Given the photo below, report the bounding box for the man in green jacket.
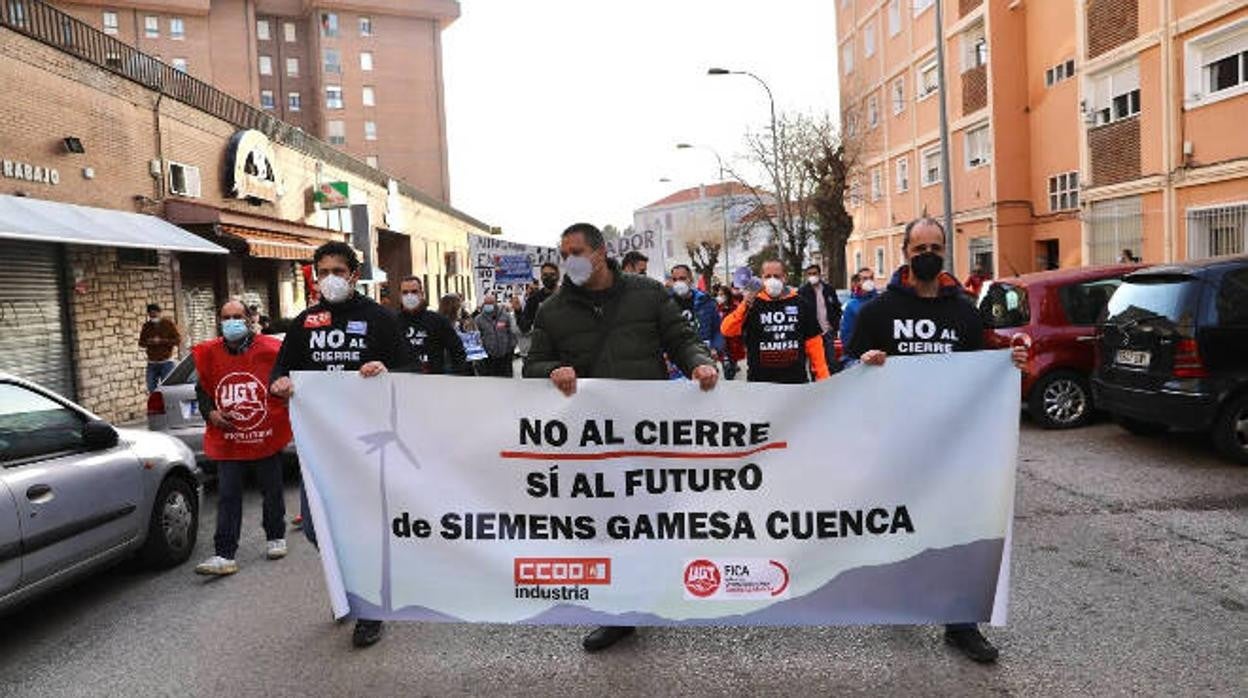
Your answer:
[523,222,719,652]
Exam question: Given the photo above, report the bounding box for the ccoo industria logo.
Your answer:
[513,557,611,602]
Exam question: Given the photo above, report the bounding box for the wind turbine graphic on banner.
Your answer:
[357,382,420,613]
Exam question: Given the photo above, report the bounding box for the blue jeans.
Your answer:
[146,360,175,392]
[213,454,286,559]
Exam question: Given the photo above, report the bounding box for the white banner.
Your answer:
[468,234,559,304]
[290,351,1019,626]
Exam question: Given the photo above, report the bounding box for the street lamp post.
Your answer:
[708,67,785,268]
[676,143,731,281]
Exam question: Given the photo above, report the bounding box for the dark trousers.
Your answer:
[481,355,514,377]
[214,454,286,559]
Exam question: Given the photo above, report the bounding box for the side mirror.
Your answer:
[83,419,119,451]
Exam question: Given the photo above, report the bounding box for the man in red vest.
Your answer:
[193,299,292,576]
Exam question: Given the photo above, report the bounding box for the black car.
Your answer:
[1092,255,1248,464]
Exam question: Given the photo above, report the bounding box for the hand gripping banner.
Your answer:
[290,351,1019,626]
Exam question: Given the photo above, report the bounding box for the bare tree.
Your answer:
[804,107,864,288]
[682,202,724,289]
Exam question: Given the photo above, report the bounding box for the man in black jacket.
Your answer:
[397,275,468,375]
[270,241,410,649]
[517,262,560,334]
[797,263,842,370]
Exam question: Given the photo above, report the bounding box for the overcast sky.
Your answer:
[442,0,840,247]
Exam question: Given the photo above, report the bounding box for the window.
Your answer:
[895,156,910,192]
[364,121,377,141]
[323,48,341,74]
[0,383,86,463]
[848,176,862,207]
[913,0,934,15]
[962,25,987,71]
[1060,279,1123,325]
[257,19,271,41]
[362,86,376,106]
[326,86,343,109]
[918,60,939,98]
[842,41,854,75]
[1184,19,1248,106]
[102,11,118,34]
[888,0,901,36]
[171,57,188,73]
[321,12,338,37]
[854,250,863,273]
[1048,172,1079,211]
[366,155,379,169]
[145,15,159,38]
[359,16,374,36]
[283,21,296,42]
[327,120,346,145]
[168,162,201,198]
[870,167,883,202]
[980,283,1030,329]
[965,124,991,168]
[875,248,886,276]
[1215,268,1248,325]
[864,22,876,58]
[286,57,299,77]
[288,92,301,112]
[922,147,942,186]
[260,90,275,110]
[118,248,158,267]
[892,77,906,114]
[258,55,273,75]
[867,95,879,128]
[169,17,184,40]
[1045,58,1076,87]
[1087,196,1143,265]
[360,51,374,71]
[1187,203,1248,259]
[1089,63,1140,126]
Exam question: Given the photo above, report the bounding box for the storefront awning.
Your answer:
[219,225,322,261]
[0,194,228,254]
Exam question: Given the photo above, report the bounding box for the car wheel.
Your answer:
[1114,415,1169,437]
[1212,393,1248,466]
[1029,371,1093,429]
[139,475,199,569]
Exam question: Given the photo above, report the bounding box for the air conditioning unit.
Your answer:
[168,162,202,198]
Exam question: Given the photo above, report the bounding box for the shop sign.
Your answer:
[225,130,280,202]
[2,158,60,186]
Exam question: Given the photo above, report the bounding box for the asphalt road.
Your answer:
[1,420,1245,697]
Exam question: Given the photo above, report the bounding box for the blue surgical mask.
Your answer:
[481,304,496,314]
[221,318,249,342]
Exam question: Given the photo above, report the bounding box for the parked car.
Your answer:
[978,263,1143,428]
[1092,255,1248,464]
[1,372,201,614]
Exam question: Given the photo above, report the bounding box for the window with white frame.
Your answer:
[918,60,939,98]
[888,0,901,36]
[168,162,201,198]
[260,90,275,110]
[1045,58,1076,87]
[1187,203,1248,258]
[359,16,374,37]
[326,120,345,145]
[875,247,886,275]
[965,124,991,168]
[867,95,879,128]
[895,155,910,192]
[892,77,906,114]
[922,147,942,186]
[865,22,876,58]
[961,24,987,71]
[1184,19,1248,106]
[854,250,863,273]
[257,19,271,41]
[283,21,296,42]
[1089,63,1140,126]
[362,86,376,107]
[286,57,299,77]
[842,40,854,75]
[323,48,341,74]
[287,92,301,112]
[913,0,934,16]
[870,167,883,202]
[145,15,159,38]
[169,17,184,40]
[321,12,338,37]
[102,11,118,35]
[258,55,272,75]
[364,121,377,141]
[326,86,343,109]
[1048,172,1079,211]
[360,51,374,71]
[171,57,188,73]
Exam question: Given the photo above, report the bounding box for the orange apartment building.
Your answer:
[837,0,1248,282]
[41,0,457,201]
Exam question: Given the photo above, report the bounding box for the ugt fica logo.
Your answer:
[214,372,268,431]
[683,559,722,598]
[684,558,790,600]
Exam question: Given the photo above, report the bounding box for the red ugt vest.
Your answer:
[192,335,292,461]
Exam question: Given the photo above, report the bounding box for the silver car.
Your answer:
[1,372,201,614]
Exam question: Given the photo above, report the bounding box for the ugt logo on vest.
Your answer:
[215,372,269,431]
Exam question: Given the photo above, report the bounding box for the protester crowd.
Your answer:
[149,216,1027,661]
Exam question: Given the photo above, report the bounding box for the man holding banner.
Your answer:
[848,216,1030,664]
[524,222,719,652]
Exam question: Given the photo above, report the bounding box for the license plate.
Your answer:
[1115,349,1151,368]
[181,400,199,419]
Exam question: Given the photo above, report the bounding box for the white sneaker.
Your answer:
[195,556,239,576]
[266,539,288,560]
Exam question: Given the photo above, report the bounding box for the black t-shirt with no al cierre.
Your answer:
[743,293,822,384]
[270,293,410,380]
[846,269,985,358]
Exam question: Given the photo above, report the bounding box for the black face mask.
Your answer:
[541,275,557,290]
[910,252,944,282]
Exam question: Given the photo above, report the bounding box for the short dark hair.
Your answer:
[761,258,786,272]
[902,217,945,252]
[805,264,821,274]
[146,303,161,313]
[313,241,360,273]
[561,223,605,250]
[540,262,559,274]
[858,266,873,275]
[400,275,423,289]
[622,251,649,267]
[671,264,692,277]
[849,273,861,286]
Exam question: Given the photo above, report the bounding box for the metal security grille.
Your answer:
[1087,196,1143,265]
[1187,204,1248,259]
[0,241,73,396]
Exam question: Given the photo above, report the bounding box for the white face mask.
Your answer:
[400,292,422,310]
[860,279,876,293]
[763,277,784,297]
[716,295,727,304]
[318,274,353,304]
[807,275,821,285]
[672,281,691,297]
[562,255,594,286]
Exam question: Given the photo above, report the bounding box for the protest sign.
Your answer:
[469,235,559,304]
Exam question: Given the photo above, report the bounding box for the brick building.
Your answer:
[836,0,1248,281]
[0,1,489,423]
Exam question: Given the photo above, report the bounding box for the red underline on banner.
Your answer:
[498,442,788,461]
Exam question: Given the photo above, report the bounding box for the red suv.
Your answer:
[978,263,1143,428]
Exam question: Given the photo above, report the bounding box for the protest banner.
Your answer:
[469,234,559,304]
[290,351,1019,626]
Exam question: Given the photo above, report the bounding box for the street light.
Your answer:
[707,67,784,267]
[675,143,731,280]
